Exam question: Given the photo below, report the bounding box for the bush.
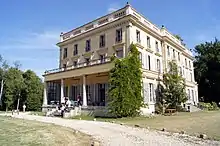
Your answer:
[176,105,188,112]
[199,102,219,111]
[155,103,163,114]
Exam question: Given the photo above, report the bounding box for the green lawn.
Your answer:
[0,116,92,146]
[75,111,220,140]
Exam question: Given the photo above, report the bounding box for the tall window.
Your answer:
[85,40,91,52]
[185,58,187,67]
[149,83,153,102]
[173,49,175,58]
[85,58,90,65]
[189,61,191,69]
[156,59,160,72]
[155,41,159,52]
[167,46,170,56]
[139,52,143,67]
[136,30,141,43]
[73,44,78,56]
[99,35,105,48]
[188,89,190,100]
[100,55,105,63]
[116,49,123,58]
[190,72,192,81]
[73,61,77,67]
[147,36,151,48]
[116,28,122,42]
[63,48,67,59]
[178,52,180,61]
[179,67,182,75]
[148,55,151,70]
[191,90,194,102]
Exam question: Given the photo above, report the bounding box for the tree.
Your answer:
[23,70,43,111]
[161,61,187,111]
[3,68,24,111]
[194,38,220,103]
[108,44,143,117]
[0,55,9,107]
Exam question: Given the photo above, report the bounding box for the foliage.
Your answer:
[23,70,43,111]
[0,55,43,111]
[3,68,24,111]
[174,34,183,42]
[199,102,219,111]
[108,44,143,117]
[194,38,220,103]
[160,61,187,111]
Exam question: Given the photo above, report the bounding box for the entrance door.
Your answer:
[98,83,105,106]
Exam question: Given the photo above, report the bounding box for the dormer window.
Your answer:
[63,48,67,59]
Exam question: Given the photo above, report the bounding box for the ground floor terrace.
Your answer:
[43,72,109,107]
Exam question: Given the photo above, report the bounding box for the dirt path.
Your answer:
[2,114,220,146]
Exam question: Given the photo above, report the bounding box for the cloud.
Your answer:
[0,30,61,50]
[107,3,120,13]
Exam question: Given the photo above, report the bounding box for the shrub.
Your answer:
[155,103,163,114]
[199,102,219,111]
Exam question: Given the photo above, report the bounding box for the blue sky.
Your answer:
[0,0,219,78]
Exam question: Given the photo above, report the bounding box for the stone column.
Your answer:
[43,81,48,105]
[82,75,87,106]
[61,78,64,104]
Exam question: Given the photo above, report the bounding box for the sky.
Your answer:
[0,0,219,78]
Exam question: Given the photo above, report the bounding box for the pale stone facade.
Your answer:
[43,3,198,114]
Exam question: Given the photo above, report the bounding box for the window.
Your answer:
[99,35,105,48]
[189,61,191,69]
[100,55,105,63]
[63,48,67,59]
[116,49,123,58]
[185,58,187,67]
[155,41,159,52]
[167,46,170,56]
[85,58,90,65]
[149,83,153,102]
[85,40,91,52]
[190,72,192,81]
[188,89,190,100]
[156,59,160,72]
[173,49,175,58]
[63,63,66,68]
[179,67,182,75]
[73,44,78,56]
[116,28,122,42]
[183,68,185,76]
[136,30,141,43]
[148,55,151,70]
[192,90,194,101]
[73,61,77,67]
[178,52,180,61]
[147,36,151,48]
[139,52,142,63]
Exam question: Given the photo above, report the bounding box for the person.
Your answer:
[61,103,65,118]
[77,94,82,107]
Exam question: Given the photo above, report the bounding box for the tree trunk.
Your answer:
[16,98,20,115]
[0,79,4,106]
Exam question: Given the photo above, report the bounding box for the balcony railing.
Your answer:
[44,57,112,75]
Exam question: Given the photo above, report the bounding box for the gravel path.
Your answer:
[2,114,220,146]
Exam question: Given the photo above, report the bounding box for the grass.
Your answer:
[0,116,92,146]
[73,111,220,140]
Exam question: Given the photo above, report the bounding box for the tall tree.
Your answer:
[161,61,187,110]
[3,68,24,111]
[108,44,143,117]
[0,55,9,107]
[194,38,220,103]
[23,70,43,111]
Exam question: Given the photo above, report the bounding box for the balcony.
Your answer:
[44,57,112,75]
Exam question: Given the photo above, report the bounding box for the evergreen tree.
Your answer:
[23,70,43,111]
[108,44,143,117]
[162,61,187,110]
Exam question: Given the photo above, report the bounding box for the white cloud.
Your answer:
[0,30,61,50]
[107,3,120,13]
